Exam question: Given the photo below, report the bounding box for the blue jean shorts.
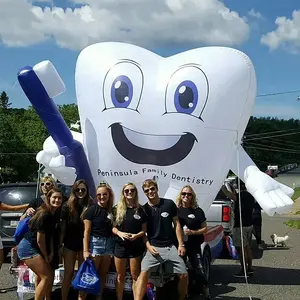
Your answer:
[89,235,114,257]
[17,238,39,260]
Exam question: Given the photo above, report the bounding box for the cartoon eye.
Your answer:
[165,66,209,119]
[103,61,143,111]
[174,80,198,114]
[111,75,133,108]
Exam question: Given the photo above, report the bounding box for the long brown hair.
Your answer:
[30,188,63,227]
[67,179,91,223]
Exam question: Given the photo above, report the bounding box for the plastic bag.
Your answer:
[14,216,30,244]
[226,235,239,259]
[72,259,100,295]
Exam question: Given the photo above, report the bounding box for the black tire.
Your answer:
[202,247,211,282]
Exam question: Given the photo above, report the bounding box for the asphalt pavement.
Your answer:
[0,214,299,299]
[275,167,300,188]
[210,213,300,300]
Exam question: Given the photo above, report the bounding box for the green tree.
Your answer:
[0,91,12,109]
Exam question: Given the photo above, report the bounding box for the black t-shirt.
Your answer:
[25,197,61,251]
[83,204,113,237]
[24,211,57,254]
[178,207,206,246]
[61,202,85,250]
[234,191,255,227]
[143,198,177,247]
[115,207,147,248]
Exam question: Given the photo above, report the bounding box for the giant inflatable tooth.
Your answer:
[17,42,294,215]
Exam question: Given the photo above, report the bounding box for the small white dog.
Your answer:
[270,233,289,247]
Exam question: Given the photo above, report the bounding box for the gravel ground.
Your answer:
[0,214,299,300]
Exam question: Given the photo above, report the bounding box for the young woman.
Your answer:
[112,183,147,300]
[17,188,63,300]
[176,185,211,300]
[82,182,115,299]
[60,180,93,300]
[20,176,60,299]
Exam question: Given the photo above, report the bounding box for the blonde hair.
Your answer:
[96,181,114,213]
[39,176,57,193]
[115,183,139,225]
[176,185,198,209]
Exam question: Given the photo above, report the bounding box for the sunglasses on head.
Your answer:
[181,192,192,197]
[40,182,52,187]
[76,188,86,193]
[144,186,156,194]
[124,188,136,194]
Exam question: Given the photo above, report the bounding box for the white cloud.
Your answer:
[261,10,300,52]
[0,0,249,51]
[248,9,263,20]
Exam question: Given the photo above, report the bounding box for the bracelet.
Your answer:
[84,250,89,252]
[179,244,185,247]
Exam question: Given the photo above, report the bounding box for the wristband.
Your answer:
[179,244,185,247]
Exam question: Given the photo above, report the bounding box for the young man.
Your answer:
[135,179,188,300]
[222,180,255,277]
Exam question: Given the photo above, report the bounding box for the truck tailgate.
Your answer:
[206,200,234,234]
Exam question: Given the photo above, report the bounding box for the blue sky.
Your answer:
[1,0,300,119]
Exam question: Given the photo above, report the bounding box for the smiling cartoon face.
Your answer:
[75,43,256,209]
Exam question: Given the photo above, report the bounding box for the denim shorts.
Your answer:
[17,238,39,260]
[89,235,115,257]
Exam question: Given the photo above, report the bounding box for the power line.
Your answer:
[244,145,300,154]
[243,141,300,153]
[243,131,300,141]
[244,128,298,138]
[257,89,300,97]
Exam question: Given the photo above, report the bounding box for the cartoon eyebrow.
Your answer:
[178,63,202,68]
[117,58,141,66]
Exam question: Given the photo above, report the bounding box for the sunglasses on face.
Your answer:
[124,188,136,194]
[97,193,108,198]
[40,182,52,187]
[76,188,86,193]
[144,186,156,194]
[181,192,192,197]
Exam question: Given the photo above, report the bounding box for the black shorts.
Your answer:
[114,243,145,259]
[64,242,83,253]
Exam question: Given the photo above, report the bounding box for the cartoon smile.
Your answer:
[110,123,197,166]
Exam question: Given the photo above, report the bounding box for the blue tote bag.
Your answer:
[72,259,100,295]
[14,216,30,244]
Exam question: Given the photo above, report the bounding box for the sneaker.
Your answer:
[247,269,254,276]
[233,270,248,278]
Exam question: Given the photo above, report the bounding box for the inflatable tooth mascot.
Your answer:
[17,42,294,215]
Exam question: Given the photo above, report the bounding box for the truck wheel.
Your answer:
[202,247,211,282]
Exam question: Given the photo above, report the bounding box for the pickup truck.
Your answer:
[206,189,234,236]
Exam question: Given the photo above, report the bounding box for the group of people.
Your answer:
[15,176,210,300]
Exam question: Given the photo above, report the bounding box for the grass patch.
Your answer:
[284,219,300,229]
[292,187,300,201]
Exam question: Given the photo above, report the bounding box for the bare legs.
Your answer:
[61,248,84,300]
[115,256,141,300]
[24,255,53,300]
